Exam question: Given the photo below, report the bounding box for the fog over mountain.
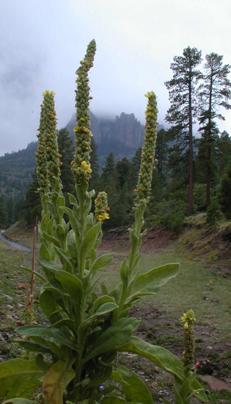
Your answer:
[0,0,231,155]
[0,111,145,198]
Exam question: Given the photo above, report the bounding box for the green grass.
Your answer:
[4,221,34,248]
[143,248,230,338]
[99,244,231,345]
[0,234,230,399]
[0,242,32,331]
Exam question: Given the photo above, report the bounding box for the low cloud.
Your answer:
[0,0,230,155]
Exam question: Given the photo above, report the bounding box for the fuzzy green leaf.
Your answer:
[39,287,64,322]
[81,222,101,257]
[128,263,179,297]
[54,270,82,303]
[102,399,127,403]
[120,336,184,381]
[85,318,139,361]
[17,336,61,358]
[81,296,118,330]
[3,399,34,403]
[18,326,76,351]
[0,359,44,400]
[42,360,75,404]
[54,247,74,272]
[112,366,153,403]
[176,373,209,402]
[92,254,113,272]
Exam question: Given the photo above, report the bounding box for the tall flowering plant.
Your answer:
[0,41,208,403]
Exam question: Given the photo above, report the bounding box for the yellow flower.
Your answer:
[95,192,110,222]
[81,160,92,174]
[96,212,110,222]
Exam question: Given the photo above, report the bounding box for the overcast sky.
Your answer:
[1,0,231,155]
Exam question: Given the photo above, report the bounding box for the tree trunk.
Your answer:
[206,75,213,207]
[187,74,194,215]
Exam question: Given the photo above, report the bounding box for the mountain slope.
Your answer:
[66,111,144,161]
[0,142,36,198]
[0,112,144,199]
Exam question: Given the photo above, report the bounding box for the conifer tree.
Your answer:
[58,128,75,195]
[89,137,99,190]
[100,153,116,192]
[198,53,231,206]
[220,164,231,219]
[0,196,7,227]
[166,47,202,214]
[24,172,41,225]
[216,131,231,177]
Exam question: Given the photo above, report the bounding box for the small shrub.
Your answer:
[220,165,231,219]
[206,197,221,226]
[150,199,185,233]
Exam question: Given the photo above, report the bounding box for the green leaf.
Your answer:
[54,246,74,272]
[39,243,52,261]
[102,399,127,403]
[3,399,34,404]
[112,366,153,403]
[120,260,128,285]
[17,336,61,358]
[92,295,118,315]
[42,360,75,404]
[54,270,82,305]
[0,359,44,400]
[120,336,184,381]
[18,326,76,351]
[43,232,61,248]
[85,318,139,361]
[92,254,113,272]
[67,230,78,258]
[81,222,101,258]
[20,266,46,282]
[40,259,62,275]
[81,296,118,330]
[177,373,209,402]
[128,263,179,297]
[67,192,78,206]
[39,287,64,322]
[16,340,54,355]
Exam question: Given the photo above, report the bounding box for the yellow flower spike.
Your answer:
[81,160,92,174]
[73,40,96,185]
[95,192,110,222]
[135,92,158,204]
[180,309,196,371]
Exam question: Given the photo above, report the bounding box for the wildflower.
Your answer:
[73,40,96,185]
[36,90,62,211]
[195,360,200,370]
[97,212,110,222]
[135,92,158,205]
[81,160,92,174]
[98,384,105,393]
[180,309,196,371]
[95,192,110,222]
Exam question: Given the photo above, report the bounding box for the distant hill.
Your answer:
[0,112,144,199]
[0,142,37,198]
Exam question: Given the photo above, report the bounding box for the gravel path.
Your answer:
[0,231,31,252]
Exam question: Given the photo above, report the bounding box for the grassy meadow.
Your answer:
[0,229,231,401]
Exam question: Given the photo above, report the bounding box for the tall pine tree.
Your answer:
[166,47,202,214]
[58,128,75,195]
[198,53,231,206]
